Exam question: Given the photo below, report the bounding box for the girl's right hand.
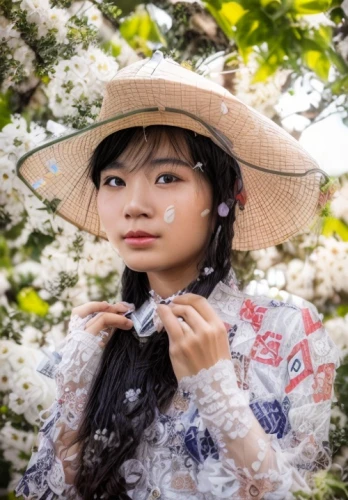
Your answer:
[70,301,135,348]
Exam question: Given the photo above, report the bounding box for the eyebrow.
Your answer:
[101,157,193,174]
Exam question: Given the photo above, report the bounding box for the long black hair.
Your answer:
[71,125,243,499]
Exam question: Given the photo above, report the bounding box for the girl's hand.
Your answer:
[70,301,134,348]
[156,293,232,381]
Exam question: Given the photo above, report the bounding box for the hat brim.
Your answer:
[16,58,325,251]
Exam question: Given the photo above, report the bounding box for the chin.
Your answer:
[123,258,170,274]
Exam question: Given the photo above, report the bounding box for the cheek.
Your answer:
[96,192,116,225]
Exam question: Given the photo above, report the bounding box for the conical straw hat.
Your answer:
[16,50,329,251]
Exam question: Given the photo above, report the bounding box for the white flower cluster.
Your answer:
[45,46,119,121]
[68,0,104,30]
[330,180,348,225]
[251,235,348,306]
[232,52,290,119]
[0,114,52,244]
[0,340,55,424]
[20,0,70,43]
[0,422,37,475]
[324,314,348,356]
[0,16,38,93]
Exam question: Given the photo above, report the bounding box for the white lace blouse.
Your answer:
[15,273,341,500]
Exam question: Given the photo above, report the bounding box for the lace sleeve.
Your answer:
[15,315,104,500]
[178,306,341,499]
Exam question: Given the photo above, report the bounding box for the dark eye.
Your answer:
[103,174,179,187]
[103,177,124,187]
[156,174,179,184]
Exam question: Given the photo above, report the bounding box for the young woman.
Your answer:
[15,51,340,500]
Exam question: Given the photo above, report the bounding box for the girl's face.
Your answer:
[96,128,216,288]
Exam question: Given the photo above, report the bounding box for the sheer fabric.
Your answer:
[15,318,103,499]
[15,274,341,499]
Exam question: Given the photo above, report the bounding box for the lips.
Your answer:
[124,231,157,238]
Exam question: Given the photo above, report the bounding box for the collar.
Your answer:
[127,267,240,344]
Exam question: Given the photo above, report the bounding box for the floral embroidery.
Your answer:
[123,388,141,403]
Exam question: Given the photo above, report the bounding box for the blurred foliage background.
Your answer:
[0,0,348,498]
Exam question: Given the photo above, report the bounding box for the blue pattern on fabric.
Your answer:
[249,397,291,438]
[15,406,62,499]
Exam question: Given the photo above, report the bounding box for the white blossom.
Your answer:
[0,422,36,453]
[68,1,104,29]
[285,258,315,301]
[0,362,12,392]
[20,325,44,349]
[233,52,290,119]
[20,0,69,43]
[330,180,348,224]
[0,16,38,93]
[250,247,282,272]
[324,314,348,356]
[45,46,119,120]
[0,114,46,158]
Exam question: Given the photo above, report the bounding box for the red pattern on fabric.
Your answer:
[301,308,323,336]
[240,299,268,333]
[312,363,335,403]
[285,339,314,393]
[250,331,283,367]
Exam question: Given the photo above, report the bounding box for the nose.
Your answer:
[123,177,154,219]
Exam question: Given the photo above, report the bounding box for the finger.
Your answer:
[168,303,208,335]
[172,294,221,327]
[85,311,133,335]
[156,304,185,344]
[72,301,130,319]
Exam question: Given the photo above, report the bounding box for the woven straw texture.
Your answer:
[16,52,325,251]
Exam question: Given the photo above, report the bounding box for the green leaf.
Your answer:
[0,91,12,131]
[302,40,331,80]
[316,25,332,46]
[0,236,11,269]
[336,305,348,317]
[252,45,286,82]
[204,1,248,39]
[330,7,345,24]
[24,230,56,262]
[16,287,50,316]
[261,0,282,6]
[120,6,166,56]
[204,0,223,9]
[204,2,234,38]
[220,2,248,26]
[37,198,62,215]
[235,11,273,49]
[291,0,332,15]
[321,216,348,241]
[101,40,121,58]
[327,47,348,74]
[330,74,348,94]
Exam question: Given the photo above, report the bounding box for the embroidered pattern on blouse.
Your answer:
[15,275,341,500]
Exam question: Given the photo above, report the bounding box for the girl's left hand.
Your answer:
[156,293,232,382]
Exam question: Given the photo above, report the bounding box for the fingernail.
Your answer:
[121,301,135,308]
